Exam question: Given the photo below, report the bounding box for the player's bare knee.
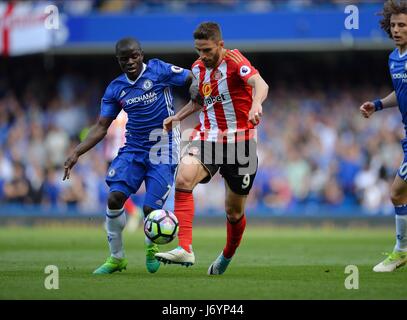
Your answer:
[390,189,407,205]
[225,207,244,223]
[108,192,127,210]
[175,173,195,190]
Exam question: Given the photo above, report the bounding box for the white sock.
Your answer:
[395,214,407,252]
[106,207,126,259]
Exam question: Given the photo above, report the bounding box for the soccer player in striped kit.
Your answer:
[156,22,269,275]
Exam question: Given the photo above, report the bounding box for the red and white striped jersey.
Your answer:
[191,49,258,143]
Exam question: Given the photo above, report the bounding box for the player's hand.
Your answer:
[360,101,375,119]
[63,153,79,181]
[163,116,180,133]
[248,102,263,126]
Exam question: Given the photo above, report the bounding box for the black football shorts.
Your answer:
[183,139,258,196]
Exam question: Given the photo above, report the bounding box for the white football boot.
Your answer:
[155,246,195,267]
[373,251,407,272]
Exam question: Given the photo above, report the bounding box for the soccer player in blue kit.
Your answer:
[360,0,407,272]
[63,37,192,274]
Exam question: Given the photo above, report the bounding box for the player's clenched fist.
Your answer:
[248,102,263,126]
[359,101,375,119]
[163,116,179,132]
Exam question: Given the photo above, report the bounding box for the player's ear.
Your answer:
[218,40,224,48]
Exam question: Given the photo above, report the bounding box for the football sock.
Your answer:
[223,214,246,259]
[175,188,194,253]
[145,235,154,246]
[106,207,127,259]
[394,205,407,252]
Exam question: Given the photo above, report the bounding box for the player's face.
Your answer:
[116,47,144,79]
[195,39,224,68]
[391,14,407,49]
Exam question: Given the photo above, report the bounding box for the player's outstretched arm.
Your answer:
[163,75,203,132]
[360,91,398,119]
[247,74,269,125]
[63,116,114,180]
[163,72,204,132]
[163,100,202,132]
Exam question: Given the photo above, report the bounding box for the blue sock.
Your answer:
[394,205,407,252]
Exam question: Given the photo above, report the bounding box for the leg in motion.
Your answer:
[94,191,128,274]
[155,156,208,267]
[208,181,247,275]
[143,205,161,273]
[373,175,407,272]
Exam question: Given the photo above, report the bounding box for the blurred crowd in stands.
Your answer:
[0,62,400,215]
[20,0,384,15]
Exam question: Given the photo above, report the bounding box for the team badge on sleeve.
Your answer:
[171,65,184,73]
[240,65,251,77]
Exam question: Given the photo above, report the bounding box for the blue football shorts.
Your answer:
[105,151,177,209]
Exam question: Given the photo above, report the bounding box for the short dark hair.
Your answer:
[380,0,407,38]
[115,37,141,55]
[193,22,222,41]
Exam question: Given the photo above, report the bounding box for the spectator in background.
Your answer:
[3,161,32,204]
[284,147,311,203]
[0,150,13,185]
[26,162,45,204]
[44,124,70,167]
[42,167,62,209]
[27,122,47,166]
[60,170,86,210]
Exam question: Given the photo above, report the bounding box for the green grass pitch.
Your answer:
[0,224,406,300]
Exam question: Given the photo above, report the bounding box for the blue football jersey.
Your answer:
[100,58,189,161]
[389,49,407,133]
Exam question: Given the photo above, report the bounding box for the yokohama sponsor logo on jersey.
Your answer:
[393,73,407,79]
[125,91,157,105]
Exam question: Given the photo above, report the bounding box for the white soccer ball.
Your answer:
[144,209,179,245]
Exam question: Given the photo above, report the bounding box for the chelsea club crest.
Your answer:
[142,79,153,91]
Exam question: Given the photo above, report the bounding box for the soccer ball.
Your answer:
[144,209,179,245]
